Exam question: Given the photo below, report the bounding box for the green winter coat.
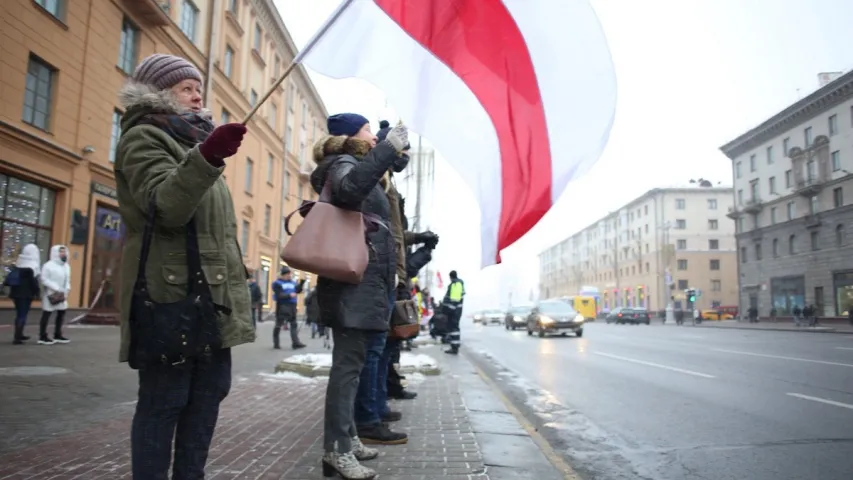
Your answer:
[113,82,255,363]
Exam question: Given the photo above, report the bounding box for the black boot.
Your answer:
[13,325,24,345]
[358,423,408,445]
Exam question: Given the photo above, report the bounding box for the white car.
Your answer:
[481,309,504,325]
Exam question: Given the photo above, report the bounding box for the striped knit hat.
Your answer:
[132,54,203,90]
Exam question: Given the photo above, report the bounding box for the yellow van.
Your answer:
[565,295,597,321]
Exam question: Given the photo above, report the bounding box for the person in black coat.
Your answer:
[247,275,263,328]
[5,244,42,344]
[310,113,408,478]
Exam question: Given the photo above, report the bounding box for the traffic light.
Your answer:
[688,289,696,303]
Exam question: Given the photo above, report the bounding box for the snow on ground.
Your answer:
[283,353,332,369]
[400,352,438,369]
[403,372,427,386]
[259,371,326,383]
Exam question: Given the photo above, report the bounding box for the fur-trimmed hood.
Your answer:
[309,134,374,193]
[117,81,212,131]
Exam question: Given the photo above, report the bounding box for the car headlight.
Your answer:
[474,315,483,320]
[513,315,522,321]
[574,314,584,323]
[540,316,554,325]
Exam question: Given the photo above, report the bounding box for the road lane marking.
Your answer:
[836,347,853,351]
[712,349,853,368]
[786,393,853,411]
[593,352,716,378]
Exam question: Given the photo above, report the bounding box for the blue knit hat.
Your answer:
[327,113,369,136]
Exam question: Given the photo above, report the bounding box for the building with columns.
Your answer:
[538,183,738,312]
[720,70,853,318]
[0,0,327,320]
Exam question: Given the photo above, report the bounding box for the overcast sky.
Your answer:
[274,0,853,311]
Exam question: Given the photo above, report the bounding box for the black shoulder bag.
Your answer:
[128,195,230,370]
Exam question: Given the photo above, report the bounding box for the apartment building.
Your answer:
[720,71,853,318]
[0,0,327,321]
[539,183,738,311]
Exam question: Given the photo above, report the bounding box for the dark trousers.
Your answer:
[131,348,232,480]
[354,331,388,426]
[447,306,462,351]
[324,328,367,453]
[13,297,32,328]
[273,304,299,347]
[386,339,404,396]
[39,309,66,338]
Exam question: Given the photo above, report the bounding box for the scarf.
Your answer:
[138,112,215,147]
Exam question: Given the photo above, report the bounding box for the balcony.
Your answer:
[120,0,171,26]
[795,177,824,197]
[804,213,822,229]
[726,206,742,219]
[742,197,763,214]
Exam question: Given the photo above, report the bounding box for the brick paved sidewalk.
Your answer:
[0,356,489,479]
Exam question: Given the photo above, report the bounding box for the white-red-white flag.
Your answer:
[298,0,616,267]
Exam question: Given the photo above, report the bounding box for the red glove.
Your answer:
[199,123,247,166]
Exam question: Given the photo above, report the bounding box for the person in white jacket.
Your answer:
[39,245,71,345]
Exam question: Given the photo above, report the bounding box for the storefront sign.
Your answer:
[91,182,117,200]
[95,207,124,241]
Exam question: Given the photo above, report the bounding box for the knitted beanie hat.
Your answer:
[132,54,203,90]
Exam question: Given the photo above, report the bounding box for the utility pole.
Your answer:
[413,135,423,232]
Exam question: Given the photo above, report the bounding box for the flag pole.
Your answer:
[242,0,356,124]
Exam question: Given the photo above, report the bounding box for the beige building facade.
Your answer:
[721,71,853,318]
[0,0,327,319]
[539,184,739,312]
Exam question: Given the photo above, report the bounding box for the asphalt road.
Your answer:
[464,321,853,480]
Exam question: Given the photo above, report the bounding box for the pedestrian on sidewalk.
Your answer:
[38,245,71,345]
[311,113,409,480]
[6,244,41,344]
[248,273,263,329]
[443,270,465,354]
[113,53,256,479]
[792,305,802,326]
[271,267,306,350]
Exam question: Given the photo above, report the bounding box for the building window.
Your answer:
[644,205,648,215]
[787,201,795,220]
[709,259,720,270]
[263,205,271,237]
[283,170,291,197]
[0,175,55,284]
[241,220,250,251]
[224,46,234,78]
[804,126,812,146]
[677,239,687,250]
[180,0,199,42]
[228,0,238,13]
[810,231,819,251]
[768,176,776,194]
[806,160,816,180]
[755,242,762,260]
[675,198,685,209]
[677,259,687,270]
[249,89,258,107]
[221,108,230,125]
[740,246,747,263]
[750,180,759,200]
[287,83,295,111]
[245,158,254,193]
[766,145,773,164]
[783,137,790,156]
[737,189,743,205]
[675,219,686,229]
[810,195,819,215]
[836,224,844,247]
[285,125,293,151]
[677,279,688,290]
[297,181,304,201]
[254,22,262,51]
[709,239,719,250]
[735,161,742,178]
[708,219,718,230]
[274,55,281,78]
[829,114,838,136]
[109,110,122,163]
[772,238,779,257]
[737,217,744,233]
[22,55,56,131]
[785,170,792,188]
[711,280,721,291]
[269,103,277,131]
[118,18,139,74]
[301,101,307,126]
[707,199,717,210]
[34,0,63,19]
[770,207,777,224]
[832,151,841,171]
[788,234,796,255]
[771,275,805,315]
[267,154,274,184]
[749,154,756,172]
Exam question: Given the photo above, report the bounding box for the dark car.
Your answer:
[527,300,585,337]
[504,305,533,330]
[606,307,650,325]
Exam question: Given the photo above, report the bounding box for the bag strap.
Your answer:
[134,195,158,293]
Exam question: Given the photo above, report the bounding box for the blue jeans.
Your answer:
[13,297,33,328]
[354,330,387,426]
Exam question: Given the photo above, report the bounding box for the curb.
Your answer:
[274,360,442,377]
[690,324,853,334]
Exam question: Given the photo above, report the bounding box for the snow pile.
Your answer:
[259,371,325,383]
[283,353,332,370]
[404,372,427,386]
[400,353,438,370]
